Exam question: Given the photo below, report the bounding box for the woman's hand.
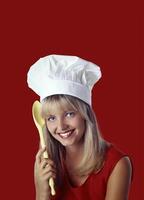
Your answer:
[34,147,56,200]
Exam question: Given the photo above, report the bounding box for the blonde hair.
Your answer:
[41,95,108,185]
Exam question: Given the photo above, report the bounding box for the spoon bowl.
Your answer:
[32,100,45,127]
[32,100,46,153]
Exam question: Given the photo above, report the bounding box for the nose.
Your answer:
[57,118,69,132]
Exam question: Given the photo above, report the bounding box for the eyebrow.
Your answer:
[46,109,77,116]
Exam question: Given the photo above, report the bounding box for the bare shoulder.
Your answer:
[105,156,132,200]
[111,156,132,177]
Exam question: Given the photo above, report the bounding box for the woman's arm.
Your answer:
[105,156,132,200]
[34,147,56,200]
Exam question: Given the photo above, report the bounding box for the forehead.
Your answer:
[42,99,77,116]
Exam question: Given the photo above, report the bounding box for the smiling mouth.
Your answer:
[58,129,75,139]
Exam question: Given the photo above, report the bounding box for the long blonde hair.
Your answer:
[41,94,108,185]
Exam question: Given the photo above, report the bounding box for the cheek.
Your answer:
[76,118,86,132]
[46,123,55,134]
[81,121,86,132]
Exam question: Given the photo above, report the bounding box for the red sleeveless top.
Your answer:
[51,144,126,200]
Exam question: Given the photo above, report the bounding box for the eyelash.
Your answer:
[47,116,55,122]
[66,111,75,117]
[47,112,75,122]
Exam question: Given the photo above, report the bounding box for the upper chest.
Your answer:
[67,173,89,187]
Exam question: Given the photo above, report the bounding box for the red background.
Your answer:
[0,1,143,199]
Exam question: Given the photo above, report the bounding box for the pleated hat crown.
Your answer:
[27,54,101,105]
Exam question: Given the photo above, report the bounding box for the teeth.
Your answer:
[59,130,73,138]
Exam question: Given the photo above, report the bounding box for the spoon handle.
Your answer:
[49,178,56,196]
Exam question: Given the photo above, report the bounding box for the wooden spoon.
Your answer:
[32,100,56,196]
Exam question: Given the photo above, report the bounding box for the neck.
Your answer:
[65,142,84,171]
[66,145,82,156]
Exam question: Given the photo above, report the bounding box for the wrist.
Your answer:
[35,188,50,200]
[36,193,50,200]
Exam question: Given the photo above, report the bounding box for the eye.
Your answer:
[65,111,75,118]
[47,116,56,122]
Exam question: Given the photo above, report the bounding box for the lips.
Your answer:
[58,129,75,139]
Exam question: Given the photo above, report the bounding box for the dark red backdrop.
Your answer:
[0,1,143,199]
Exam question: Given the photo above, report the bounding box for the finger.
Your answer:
[43,167,57,179]
[44,163,56,172]
[40,161,57,175]
[44,172,56,180]
[35,146,46,164]
[40,159,49,169]
[41,158,56,169]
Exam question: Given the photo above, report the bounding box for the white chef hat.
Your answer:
[27,54,101,105]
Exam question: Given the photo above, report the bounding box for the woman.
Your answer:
[27,54,132,200]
